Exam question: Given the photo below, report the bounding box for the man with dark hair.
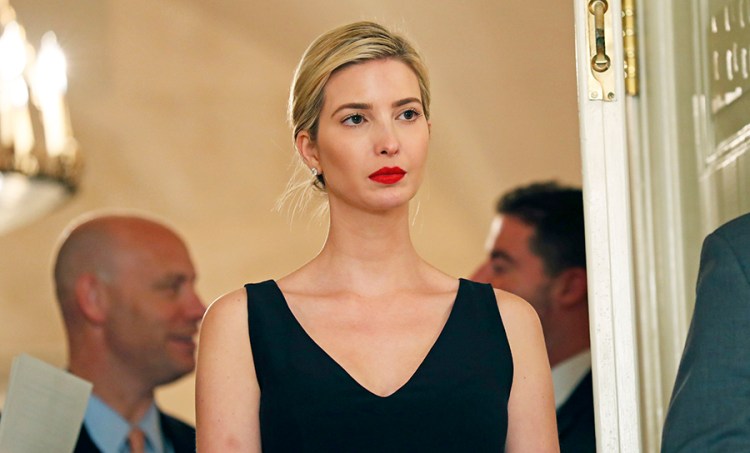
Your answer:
[472,181,595,453]
[53,214,205,453]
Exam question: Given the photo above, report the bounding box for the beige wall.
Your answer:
[0,0,581,423]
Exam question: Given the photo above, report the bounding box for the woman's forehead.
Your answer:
[321,59,421,108]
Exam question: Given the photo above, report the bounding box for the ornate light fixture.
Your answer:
[0,0,81,235]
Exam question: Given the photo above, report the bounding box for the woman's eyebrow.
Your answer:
[330,97,422,118]
[330,102,371,118]
[392,97,422,108]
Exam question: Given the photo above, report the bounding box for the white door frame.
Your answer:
[573,0,642,450]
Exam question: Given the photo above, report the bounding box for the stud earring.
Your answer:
[311,168,319,177]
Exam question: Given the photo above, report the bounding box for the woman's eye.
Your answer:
[343,114,365,126]
[399,109,421,121]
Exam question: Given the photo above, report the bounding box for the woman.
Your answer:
[196,21,558,452]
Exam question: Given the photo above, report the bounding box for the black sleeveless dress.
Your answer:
[245,278,513,452]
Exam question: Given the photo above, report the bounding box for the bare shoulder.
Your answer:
[492,288,542,332]
[204,287,248,319]
[197,286,255,372]
[197,286,261,452]
[494,289,558,452]
[200,287,250,345]
[491,288,546,359]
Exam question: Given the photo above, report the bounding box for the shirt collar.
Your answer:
[138,402,166,453]
[83,394,165,453]
[551,349,591,409]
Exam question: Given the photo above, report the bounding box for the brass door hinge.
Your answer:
[586,0,616,101]
[623,0,639,96]
[586,0,639,100]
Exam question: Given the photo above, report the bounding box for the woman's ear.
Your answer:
[295,131,321,171]
[73,273,109,324]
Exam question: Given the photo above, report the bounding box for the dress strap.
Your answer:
[245,280,288,390]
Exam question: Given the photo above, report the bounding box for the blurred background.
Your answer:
[0,0,580,423]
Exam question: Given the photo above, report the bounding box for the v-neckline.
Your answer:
[270,279,464,399]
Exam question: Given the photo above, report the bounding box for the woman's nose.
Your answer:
[374,123,399,156]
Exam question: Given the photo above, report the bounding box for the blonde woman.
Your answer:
[196,21,558,452]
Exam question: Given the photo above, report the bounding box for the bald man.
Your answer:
[53,214,205,453]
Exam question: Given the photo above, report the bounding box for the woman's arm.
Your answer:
[497,289,560,453]
[195,288,261,452]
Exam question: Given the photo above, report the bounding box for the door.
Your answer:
[573,0,642,451]
[636,0,750,451]
[575,0,750,451]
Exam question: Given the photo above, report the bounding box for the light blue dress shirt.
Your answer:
[83,395,173,453]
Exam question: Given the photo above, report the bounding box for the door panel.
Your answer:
[634,0,750,451]
[701,0,750,221]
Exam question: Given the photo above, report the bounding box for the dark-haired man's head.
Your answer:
[471,181,589,366]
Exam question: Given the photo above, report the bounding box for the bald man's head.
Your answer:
[54,216,177,314]
[53,213,206,387]
[55,216,114,312]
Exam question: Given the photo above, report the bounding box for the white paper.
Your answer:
[0,353,92,453]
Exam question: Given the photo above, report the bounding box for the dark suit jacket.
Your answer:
[73,411,195,453]
[557,370,597,453]
[661,212,750,452]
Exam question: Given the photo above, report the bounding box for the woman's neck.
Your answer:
[306,201,425,294]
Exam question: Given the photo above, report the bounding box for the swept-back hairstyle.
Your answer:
[290,21,430,143]
[279,21,429,210]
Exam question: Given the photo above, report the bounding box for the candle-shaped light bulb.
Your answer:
[0,20,35,154]
[0,21,28,81]
[32,32,67,98]
[9,77,33,155]
[31,32,70,156]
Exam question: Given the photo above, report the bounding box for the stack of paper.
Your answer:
[0,354,92,453]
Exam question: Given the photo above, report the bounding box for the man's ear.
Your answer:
[551,267,588,309]
[73,273,109,324]
[295,131,321,171]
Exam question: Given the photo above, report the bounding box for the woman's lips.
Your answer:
[369,167,406,184]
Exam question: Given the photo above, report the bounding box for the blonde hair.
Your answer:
[277,21,430,217]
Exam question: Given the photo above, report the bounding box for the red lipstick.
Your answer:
[369,166,406,184]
